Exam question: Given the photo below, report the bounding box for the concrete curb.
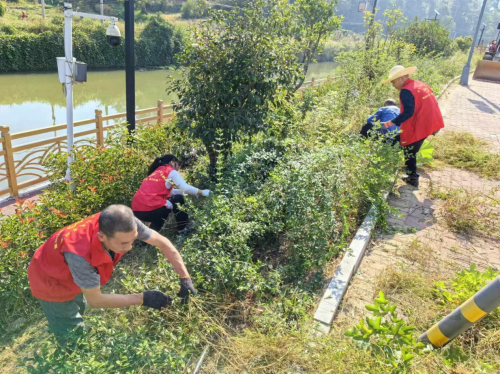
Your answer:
[436,75,461,101]
[312,189,391,334]
[312,75,460,334]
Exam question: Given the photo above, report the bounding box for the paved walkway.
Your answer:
[337,79,500,323]
[439,80,500,151]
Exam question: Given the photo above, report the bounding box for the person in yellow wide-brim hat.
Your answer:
[380,65,445,188]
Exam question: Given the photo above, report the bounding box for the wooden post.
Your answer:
[0,126,19,197]
[95,109,104,146]
[157,100,164,124]
[311,77,315,87]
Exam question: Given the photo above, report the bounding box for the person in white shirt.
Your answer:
[131,154,211,233]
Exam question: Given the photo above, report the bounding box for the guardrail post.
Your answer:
[95,109,104,146]
[0,126,19,197]
[419,276,500,348]
[157,100,164,123]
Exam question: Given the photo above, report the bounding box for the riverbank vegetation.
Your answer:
[0,13,184,73]
[0,1,492,373]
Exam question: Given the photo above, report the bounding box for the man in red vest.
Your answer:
[381,65,445,188]
[28,204,196,341]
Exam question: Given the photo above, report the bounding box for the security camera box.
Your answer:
[75,62,87,83]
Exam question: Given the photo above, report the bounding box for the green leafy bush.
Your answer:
[345,291,425,371]
[181,0,208,19]
[434,264,500,306]
[136,15,184,67]
[0,17,184,73]
[398,18,455,57]
[0,23,16,35]
[455,36,473,52]
[180,135,399,296]
[0,2,6,17]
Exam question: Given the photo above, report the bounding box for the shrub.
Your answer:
[0,2,5,17]
[181,0,208,19]
[136,15,183,67]
[0,23,17,35]
[0,17,183,73]
[398,18,455,57]
[434,264,500,306]
[456,36,473,52]
[180,136,399,296]
[345,292,425,371]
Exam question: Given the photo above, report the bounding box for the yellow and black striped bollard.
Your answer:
[419,276,500,348]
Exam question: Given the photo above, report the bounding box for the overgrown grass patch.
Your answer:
[431,132,500,179]
[429,185,500,239]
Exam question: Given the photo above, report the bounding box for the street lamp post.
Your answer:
[478,23,486,46]
[460,0,488,86]
[124,0,136,132]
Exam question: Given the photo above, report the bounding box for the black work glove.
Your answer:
[177,278,197,304]
[142,291,173,310]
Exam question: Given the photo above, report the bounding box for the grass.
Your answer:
[428,184,500,239]
[1,2,59,23]
[161,13,201,30]
[431,131,500,179]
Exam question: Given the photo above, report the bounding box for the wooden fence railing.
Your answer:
[0,77,334,199]
[0,100,174,198]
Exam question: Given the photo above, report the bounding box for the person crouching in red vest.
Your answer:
[381,65,444,188]
[132,154,211,234]
[27,204,196,342]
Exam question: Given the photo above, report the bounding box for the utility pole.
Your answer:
[63,4,74,182]
[100,0,104,24]
[478,23,486,46]
[124,0,136,132]
[460,0,488,86]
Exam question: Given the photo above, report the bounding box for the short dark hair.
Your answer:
[384,99,398,107]
[99,205,137,237]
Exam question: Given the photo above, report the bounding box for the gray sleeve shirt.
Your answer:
[63,218,153,289]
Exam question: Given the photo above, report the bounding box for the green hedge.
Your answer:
[0,15,184,73]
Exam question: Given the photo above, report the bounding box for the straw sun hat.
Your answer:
[381,65,417,84]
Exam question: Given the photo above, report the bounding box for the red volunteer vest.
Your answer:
[399,78,445,146]
[28,213,123,302]
[131,165,174,212]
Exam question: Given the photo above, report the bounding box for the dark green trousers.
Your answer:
[38,293,87,342]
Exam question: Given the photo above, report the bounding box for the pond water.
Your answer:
[0,62,338,134]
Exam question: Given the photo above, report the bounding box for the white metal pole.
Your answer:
[100,0,104,24]
[41,0,46,19]
[460,0,488,86]
[64,4,74,182]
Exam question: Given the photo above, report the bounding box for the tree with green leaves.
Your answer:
[292,0,341,90]
[169,0,340,173]
[398,17,456,57]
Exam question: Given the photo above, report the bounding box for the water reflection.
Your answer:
[0,62,337,133]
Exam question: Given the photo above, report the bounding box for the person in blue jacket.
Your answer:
[360,99,400,142]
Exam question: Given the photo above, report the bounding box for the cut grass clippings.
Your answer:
[431,131,500,179]
[429,185,500,239]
